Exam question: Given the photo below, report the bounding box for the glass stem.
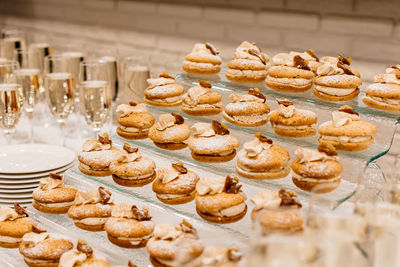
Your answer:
[28,111,34,143]
[59,120,66,147]
[4,129,13,145]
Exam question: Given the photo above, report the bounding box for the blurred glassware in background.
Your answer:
[0,59,19,84]
[122,55,150,102]
[79,60,111,138]
[0,29,26,60]
[0,83,24,144]
[61,51,85,101]
[44,55,74,146]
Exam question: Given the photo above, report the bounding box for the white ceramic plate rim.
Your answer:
[0,144,75,174]
[0,162,74,179]
[0,198,32,204]
[0,171,66,184]
[0,192,33,198]
[0,188,35,193]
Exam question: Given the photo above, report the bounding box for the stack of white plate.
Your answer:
[0,144,75,205]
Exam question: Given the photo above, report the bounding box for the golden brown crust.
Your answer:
[75,258,110,267]
[144,84,184,99]
[318,137,374,151]
[196,205,247,224]
[267,65,315,79]
[182,64,221,75]
[254,208,303,233]
[68,204,112,220]
[152,170,199,195]
[32,187,77,204]
[222,112,268,127]
[269,109,317,126]
[73,222,105,232]
[19,239,73,261]
[272,127,316,137]
[313,87,360,101]
[0,240,20,248]
[181,105,222,116]
[107,234,149,248]
[227,60,267,71]
[78,164,111,177]
[291,158,342,179]
[156,192,196,205]
[190,150,236,162]
[105,218,154,238]
[144,98,182,107]
[23,258,59,267]
[224,101,270,116]
[154,142,188,150]
[149,256,171,267]
[112,172,156,187]
[314,74,362,88]
[117,112,155,128]
[149,124,191,144]
[265,79,312,92]
[366,83,400,98]
[235,164,290,179]
[362,96,400,111]
[318,120,377,137]
[116,127,149,139]
[195,191,247,213]
[225,71,267,83]
[0,217,36,238]
[292,175,340,193]
[188,135,240,155]
[236,145,290,172]
[32,201,71,214]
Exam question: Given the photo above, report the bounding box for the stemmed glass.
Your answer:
[0,29,26,60]
[44,55,75,146]
[79,60,111,138]
[122,55,150,102]
[14,48,41,142]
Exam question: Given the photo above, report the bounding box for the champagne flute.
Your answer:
[44,55,74,146]
[14,48,41,143]
[0,29,26,60]
[122,55,150,102]
[0,83,24,144]
[29,42,53,93]
[79,60,111,138]
[61,51,85,100]
[0,60,19,84]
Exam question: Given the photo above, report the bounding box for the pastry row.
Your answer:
[181,41,400,109]
[116,101,377,152]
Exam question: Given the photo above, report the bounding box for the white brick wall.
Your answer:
[257,11,319,31]
[204,7,255,25]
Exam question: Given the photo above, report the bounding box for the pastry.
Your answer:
[363,65,400,111]
[314,55,362,101]
[110,143,156,187]
[0,203,39,248]
[318,106,377,151]
[144,72,184,107]
[251,189,303,234]
[68,187,113,231]
[19,232,73,267]
[193,246,242,267]
[182,42,222,75]
[188,120,240,162]
[152,162,200,205]
[32,173,77,214]
[59,240,110,267]
[269,99,317,137]
[78,133,126,177]
[266,52,315,92]
[226,41,269,83]
[235,133,290,179]
[105,203,154,248]
[222,88,270,127]
[181,80,223,116]
[146,220,204,267]
[149,113,191,150]
[116,102,155,139]
[195,174,247,223]
[291,144,342,193]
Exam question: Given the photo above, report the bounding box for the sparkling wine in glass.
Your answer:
[61,51,85,100]
[0,29,26,60]
[122,56,150,102]
[0,83,24,144]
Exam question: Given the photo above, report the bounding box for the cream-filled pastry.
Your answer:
[59,240,110,267]
[144,72,184,106]
[116,102,155,139]
[183,43,222,75]
[192,246,242,267]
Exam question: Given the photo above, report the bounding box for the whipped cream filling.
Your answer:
[237,164,287,173]
[156,193,191,200]
[209,203,246,217]
[366,96,400,105]
[158,258,199,267]
[79,163,108,171]
[214,149,234,156]
[0,235,22,243]
[223,112,268,124]
[149,95,181,103]
[183,60,219,69]
[182,102,222,110]
[114,171,154,180]
[24,257,57,264]
[315,85,357,96]
[320,135,371,143]
[226,69,267,76]
[271,123,316,130]
[293,172,340,183]
[119,126,149,133]
[114,233,153,245]
[34,201,75,208]
[266,76,312,86]
[74,217,108,226]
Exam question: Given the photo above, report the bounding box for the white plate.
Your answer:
[0,188,35,193]
[0,181,40,187]
[0,198,32,204]
[0,171,66,184]
[0,192,33,198]
[0,162,74,179]
[0,144,75,174]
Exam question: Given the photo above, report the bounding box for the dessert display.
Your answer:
[110,143,156,187]
[67,187,113,231]
[78,133,126,177]
[146,220,204,267]
[148,113,191,150]
[104,203,154,248]
[19,232,74,267]
[236,133,290,179]
[116,102,155,139]
[182,42,222,75]
[59,240,110,267]
[314,55,362,101]
[251,189,303,234]
[195,175,247,223]
[0,203,38,248]
[269,99,317,137]
[152,162,200,205]
[266,52,315,92]
[222,88,270,127]
[226,41,269,83]
[188,120,240,162]
[363,65,400,111]
[318,106,377,151]
[195,246,242,267]
[144,72,184,107]
[32,173,77,214]
[181,80,223,116]
[291,144,342,193]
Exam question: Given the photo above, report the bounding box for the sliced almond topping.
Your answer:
[77,240,93,257]
[129,101,138,106]
[14,203,28,217]
[338,105,359,115]
[123,143,138,153]
[248,49,266,65]
[172,162,187,174]
[128,261,137,267]
[49,173,62,180]
[32,224,47,233]
[180,219,196,234]
[318,144,338,156]
[276,99,293,107]
[98,133,112,145]
[205,42,219,55]
[199,80,212,88]
[279,189,302,208]
[223,174,242,194]
[159,72,174,79]
[306,49,319,62]
[227,248,242,262]
[293,55,311,71]
[337,54,351,65]
[171,113,184,124]
[98,187,111,204]
[131,205,152,221]
[248,88,266,103]
[212,120,229,135]
[337,62,355,75]
[391,65,400,71]
[254,132,273,144]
